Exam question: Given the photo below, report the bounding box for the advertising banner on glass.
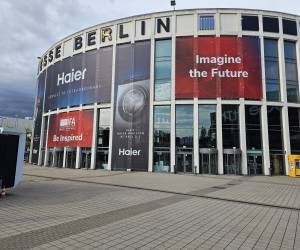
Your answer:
[47,110,94,148]
[45,46,112,110]
[176,36,262,99]
[31,71,46,164]
[111,41,151,171]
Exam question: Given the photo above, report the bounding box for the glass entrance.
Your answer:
[96,148,109,169]
[199,148,218,174]
[224,148,242,175]
[247,151,263,175]
[270,154,285,175]
[54,149,64,168]
[47,149,54,167]
[153,149,170,172]
[65,148,76,169]
[176,150,193,173]
[81,148,91,169]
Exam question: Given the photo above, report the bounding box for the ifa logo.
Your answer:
[59,117,76,131]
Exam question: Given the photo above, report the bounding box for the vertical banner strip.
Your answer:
[112,41,151,171]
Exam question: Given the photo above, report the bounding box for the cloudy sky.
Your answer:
[0,0,299,118]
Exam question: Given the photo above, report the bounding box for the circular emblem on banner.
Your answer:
[119,85,147,121]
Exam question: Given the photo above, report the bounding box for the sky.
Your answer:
[0,0,299,118]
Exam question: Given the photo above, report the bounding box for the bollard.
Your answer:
[174,165,176,174]
[194,165,197,175]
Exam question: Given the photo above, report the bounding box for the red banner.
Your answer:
[47,110,94,148]
[176,36,262,99]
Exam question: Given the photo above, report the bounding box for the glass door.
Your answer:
[81,149,91,169]
[247,151,263,175]
[199,148,218,174]
[96,148,109,169]
[65,148,76,169]
[176,150,193,173]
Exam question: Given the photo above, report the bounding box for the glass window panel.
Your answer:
[222,105,240,148]
[199,105,217,148]
[154,40,171,101]
[176,105,193,148]
[267,106,283,152]
[287,84,299,103]
[155,60,172,80]
[288,108,300,154]
[264,39,280,101]
[242,15,259,31]
[283,19,297,36]
[153,106,171,148]
[199,16,215,30]
[263,17,279,33]
[284,41,297,60]
[98,109,110,147]
[245,106,262,150]
[284,41,299,103]
[266,82,280,101]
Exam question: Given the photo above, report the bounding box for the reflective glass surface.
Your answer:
[284,41,299,103]
[153,106,171,172]
[199,16,215,30]
[153,106,171,148]
[245,106,262,150]
[242,15,259,31]
[267,106,283,152]
[283,19,297,36]
[98,109,110,147]
[199,105,217,148]
[288,108,300,154]
[222,105,240,148]
[264,39,280,101]
[263,17,279,33]
[176,105,193,148]
[154,40,171,101]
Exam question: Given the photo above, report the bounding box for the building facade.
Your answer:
[30,8,300,176]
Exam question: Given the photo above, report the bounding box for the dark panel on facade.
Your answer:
[282,19,297,36]
[242,15,259,31]
[263,17,279,33]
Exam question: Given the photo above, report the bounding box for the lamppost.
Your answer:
[171,0,176,11]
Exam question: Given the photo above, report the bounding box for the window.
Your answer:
[199,105,217,148]
[267,106,285,175]
[153,106,171,172]
[153,106,171,148]
[288,108,300,154]
[267,106,283,152]
[283,19,297,36]
[199,15,215,31]
[176,105,193,148]
[154,40,171,101]
[284,41,299,103]
[263,17,279,33]
[264,39,281,101]
[245,106,262,150]
[97,109,110,148]
[222,105,240,148]
[242,15,259,31]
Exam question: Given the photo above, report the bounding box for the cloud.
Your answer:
[0,0,300,118]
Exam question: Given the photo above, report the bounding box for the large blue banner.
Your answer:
[44,47,113,111]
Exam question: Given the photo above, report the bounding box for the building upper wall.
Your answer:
[38,8,300,74]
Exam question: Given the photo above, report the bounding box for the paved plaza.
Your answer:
[1,164,300,249]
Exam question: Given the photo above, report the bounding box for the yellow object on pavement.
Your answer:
[288,155,300,177]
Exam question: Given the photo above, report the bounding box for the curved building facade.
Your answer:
[30,8,300,176]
